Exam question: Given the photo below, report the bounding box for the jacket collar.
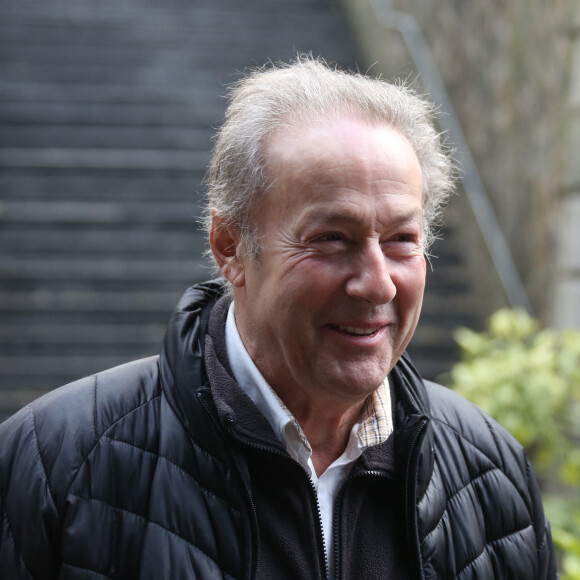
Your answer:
[391,352,434,510]
[204,294,285,451]
[158,278,226,437]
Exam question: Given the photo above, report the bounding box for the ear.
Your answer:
[209,211,246,287]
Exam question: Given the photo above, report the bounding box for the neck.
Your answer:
[289,398,365,476]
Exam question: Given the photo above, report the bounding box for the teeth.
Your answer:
[339,326,378,336]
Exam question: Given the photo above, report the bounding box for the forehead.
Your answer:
[269,118,419,176]
[263,118,423,215]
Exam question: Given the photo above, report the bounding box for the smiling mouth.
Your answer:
[336,325,381,336]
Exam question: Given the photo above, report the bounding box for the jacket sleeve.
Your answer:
[492,412,558,578]
[0,406,61,579]
[525,457,559,579]
[422,380,559,579]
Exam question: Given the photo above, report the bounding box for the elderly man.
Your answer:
[0,58,556,579]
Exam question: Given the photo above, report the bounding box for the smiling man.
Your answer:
[0,58,556,579]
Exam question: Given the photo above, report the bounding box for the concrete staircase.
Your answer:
[0,0,478,420]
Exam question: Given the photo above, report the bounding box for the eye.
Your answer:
[394,234,416,243]
[307,231,350,254]
[317,232,344,242]
[381,232,422,256]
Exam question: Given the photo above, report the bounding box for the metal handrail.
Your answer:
[368,0,533,313]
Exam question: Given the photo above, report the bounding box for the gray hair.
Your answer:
[206,55,455,259]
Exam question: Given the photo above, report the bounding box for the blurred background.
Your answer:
[0,0,576,414]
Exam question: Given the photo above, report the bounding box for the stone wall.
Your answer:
[553,7,580,329]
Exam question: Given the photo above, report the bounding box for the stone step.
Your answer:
[0,289,184,313]
[0,148,208,170]
[0,172,203,199]
[0,257,206,283]
[0,102,218,126]
[0,4,348,40]
[0,230,201,254]
[0,38,341,68]
[1,125,214,150]
[0,199,204,223]
[0,323,166,347]
[0,80,223,108]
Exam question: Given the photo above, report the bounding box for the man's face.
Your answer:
[230,119,426,407]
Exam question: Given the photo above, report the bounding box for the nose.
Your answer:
[345,241,397,305]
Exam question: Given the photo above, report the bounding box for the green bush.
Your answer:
[445,309,580,579]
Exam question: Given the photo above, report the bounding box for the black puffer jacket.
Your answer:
[0,280,557,579]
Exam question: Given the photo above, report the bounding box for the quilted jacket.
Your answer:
[0,280,557,579]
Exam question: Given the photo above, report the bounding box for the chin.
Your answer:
[329,368,391,398]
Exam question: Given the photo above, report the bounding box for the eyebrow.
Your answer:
[299,206,423,229]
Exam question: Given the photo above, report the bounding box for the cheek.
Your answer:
[278,256,343,295]
[393,262,426,306]
[272,268,340,338]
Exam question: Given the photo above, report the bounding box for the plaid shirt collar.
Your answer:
[357,377,394,447]
[270,376,393,453]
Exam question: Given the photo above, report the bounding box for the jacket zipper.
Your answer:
[198,391,328,579]
[307,473,330,580]
[404,417,428,580]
